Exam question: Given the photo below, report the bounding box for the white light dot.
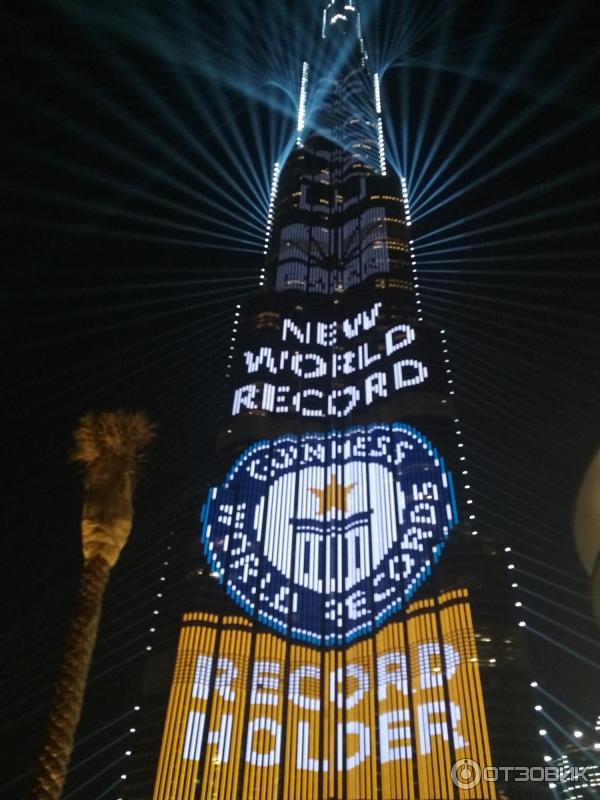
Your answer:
[539,729,547,736]
[574,730,583,738]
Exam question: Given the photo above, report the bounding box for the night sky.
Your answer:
[2,0,599,796]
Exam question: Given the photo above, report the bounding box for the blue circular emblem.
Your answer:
[201,423,458,645]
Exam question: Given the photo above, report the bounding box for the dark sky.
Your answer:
[2,0,599,795]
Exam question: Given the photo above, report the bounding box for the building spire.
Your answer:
[322,0,361,42]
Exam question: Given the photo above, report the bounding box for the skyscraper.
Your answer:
[130,3,544,798]
[550,741,600,799]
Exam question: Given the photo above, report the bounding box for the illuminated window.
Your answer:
[252,312,280,331]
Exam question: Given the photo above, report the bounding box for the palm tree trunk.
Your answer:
[32,556,112,799]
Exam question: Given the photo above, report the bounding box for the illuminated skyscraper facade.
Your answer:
[551,743,600,798]
[138,3,543,798]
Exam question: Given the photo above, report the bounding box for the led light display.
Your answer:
[201,423,457,645]
[297,61,308,133]
[231,303,443,419]
[296,61,309,144]
[149,0,509,794]
[274,207,395,294]
[152,590,496,800]
[374,72,382,114]
[263,161,280,255]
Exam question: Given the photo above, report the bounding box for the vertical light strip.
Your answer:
[152,617,218,800]
[335,648,344,799]
[356,11,366,60]
[438,327,477,537]
[377,118,387,176]
[262,160,280,258]
[180,622,205,797]
[374,72,382,114]
[374,73,387,176]
[400,175,412,226]
[284,644,295,799]
[408,237,424,323]
[459,598,496,799]
[297,61,309,147]
[235,625,253,798]
[324,649,336,799]
[403,182,423,326]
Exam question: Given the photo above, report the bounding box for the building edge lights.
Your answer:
[296,61,309,146]
[121,534,173,788]
[262,160,281,259]
[409,237,423,323]
[373,73,386,176]
[400,175,411,226]
[373,71,382,114]
[376,117,386,177]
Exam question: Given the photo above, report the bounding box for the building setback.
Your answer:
[124,2,544,798]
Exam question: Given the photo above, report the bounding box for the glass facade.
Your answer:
[137,2,545,798]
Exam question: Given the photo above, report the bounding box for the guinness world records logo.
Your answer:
[202,423,458,645]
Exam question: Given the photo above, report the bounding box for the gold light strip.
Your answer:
[153,593,494,799]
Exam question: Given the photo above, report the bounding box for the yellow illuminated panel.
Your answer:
[241,632,286,799]
[285,642,322,799]
[441,595,495,800]
[152,591,495,800]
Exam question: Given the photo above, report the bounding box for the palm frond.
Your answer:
[71,410,156,467]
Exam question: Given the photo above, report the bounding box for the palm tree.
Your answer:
[32,411,156,799]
